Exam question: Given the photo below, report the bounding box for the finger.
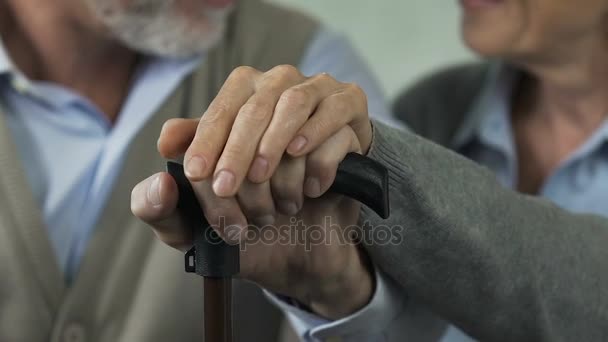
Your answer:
[270,155,306,215]
[190,179,248,244]
[157,118,199,159]
[212,65,305,197]
[237,180,276,227]
[249,73,341,184]
[131,173,193,251]
[304,126,361,198]
[286,83,371,157]
[184,66,260,181]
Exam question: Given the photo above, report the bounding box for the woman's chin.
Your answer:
[461,21,521,59]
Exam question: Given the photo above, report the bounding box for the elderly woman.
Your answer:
[386,0,608,340]
[133,0,608,341]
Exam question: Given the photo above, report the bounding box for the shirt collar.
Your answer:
[451,62,519,150]
[451,61,608,160]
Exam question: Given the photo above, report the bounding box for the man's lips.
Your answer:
[203,0,234,9]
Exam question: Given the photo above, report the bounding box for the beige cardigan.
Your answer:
[0,2,317,341]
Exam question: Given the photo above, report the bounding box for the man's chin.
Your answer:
[110,19,230,58]
[86,0,233,58]
[115,24,227,58]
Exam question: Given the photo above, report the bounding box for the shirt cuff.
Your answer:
[265,268,407,341]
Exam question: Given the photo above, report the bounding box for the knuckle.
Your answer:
[310,72,335,84]
[270,64,301,78]
[238,101,272,123]
[230,65,258,80]
[325,92,351,114]
[308,153,339,179]
[345,82,364,96]
[279,87,311,109]
[203,101,229,124]
[160,118,180,133]
[344,82,368,108]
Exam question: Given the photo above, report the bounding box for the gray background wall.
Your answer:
[268,0,475,98]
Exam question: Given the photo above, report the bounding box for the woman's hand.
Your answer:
[157,64,372,198]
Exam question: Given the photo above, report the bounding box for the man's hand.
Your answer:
[132,66,375,319]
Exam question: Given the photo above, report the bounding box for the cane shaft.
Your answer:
[204,277,232,342]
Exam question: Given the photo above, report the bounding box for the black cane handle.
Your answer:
[329,152,390,220]
[167,152,390,278]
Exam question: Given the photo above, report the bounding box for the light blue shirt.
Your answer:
[0,27,392,282]
[277,63,608,341]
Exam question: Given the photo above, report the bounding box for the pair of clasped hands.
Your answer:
[131,65,374,319]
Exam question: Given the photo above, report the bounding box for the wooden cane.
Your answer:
[167,152,390,342]
[204,278,232,342]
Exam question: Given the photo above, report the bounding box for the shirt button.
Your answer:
[63,323,86,342]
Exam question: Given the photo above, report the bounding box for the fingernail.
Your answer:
[213,170,236,196]
[185,155,207,179]
[279,201,299,216]
[147,175,162,206]
[304,177,321,198]
[248,156,269,181]
[287,136,308,154]
[255,215,275,227]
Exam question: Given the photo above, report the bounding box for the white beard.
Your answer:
[87,0,233,58]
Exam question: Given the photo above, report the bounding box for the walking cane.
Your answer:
[167,152,390,342]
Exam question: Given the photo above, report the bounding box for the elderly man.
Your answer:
[0,0,393,341]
